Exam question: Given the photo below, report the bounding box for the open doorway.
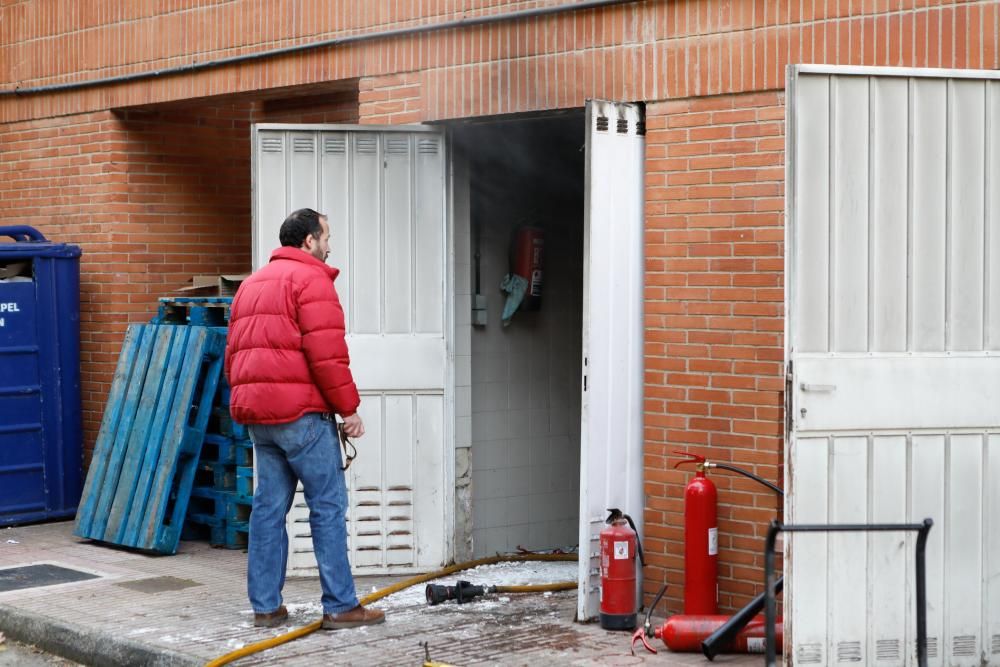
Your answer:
[452,112,586,557]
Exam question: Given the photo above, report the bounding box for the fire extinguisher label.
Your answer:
[613,541,629,559]
[746,637,765,653]
[708,527,718,556]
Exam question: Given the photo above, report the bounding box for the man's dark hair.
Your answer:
[279,208,325,247]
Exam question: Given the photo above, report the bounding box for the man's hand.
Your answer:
[341,413,365,438]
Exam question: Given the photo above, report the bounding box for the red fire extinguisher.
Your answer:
[659,614,782,653]
[674,451,718,615]
[633,583,785,657]
[600,508,645,630]
[511,226,544,311]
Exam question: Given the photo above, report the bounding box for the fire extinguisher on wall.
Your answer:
[511,226,544,311]
[674,451,719,615]
[600,508,645,630]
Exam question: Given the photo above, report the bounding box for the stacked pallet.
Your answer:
[74,323,226,554]
[184,380,255,549]
[150,296,256,550]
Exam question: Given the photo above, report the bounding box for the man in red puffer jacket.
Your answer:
[225,208,385,631]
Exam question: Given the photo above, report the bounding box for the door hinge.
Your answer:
[784,360,793,436]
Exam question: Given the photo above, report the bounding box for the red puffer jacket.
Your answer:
[225,246,360,424]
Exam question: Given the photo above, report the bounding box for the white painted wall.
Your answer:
[470,211,583,556]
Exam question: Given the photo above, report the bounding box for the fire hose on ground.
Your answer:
[204,552,578,667]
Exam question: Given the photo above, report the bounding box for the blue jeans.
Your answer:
[247,413,359,615]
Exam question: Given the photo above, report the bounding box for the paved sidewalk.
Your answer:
[0,522,761,666]
[0,636,82,666]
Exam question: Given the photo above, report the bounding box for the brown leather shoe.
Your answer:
[321,604,385,630]
[253,605,288,627]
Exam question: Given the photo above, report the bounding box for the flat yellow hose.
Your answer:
[205,553,577,667]
[494,582,577,593]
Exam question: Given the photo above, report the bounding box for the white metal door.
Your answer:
[253,125,452,574]
[578,100,646,621]
[787,66,1000,666]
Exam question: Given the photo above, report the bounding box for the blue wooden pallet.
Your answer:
[192,463,253,495]
[200,434,252,466]
[188,486,252,522]
[182,516,249,550]
[209,406,248,439]
[151,296,232,328]
[217,379,233,407]
[73,324,225,554]
[193,462,237,491]
[235,465,253,497]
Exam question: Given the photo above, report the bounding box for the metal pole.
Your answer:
[764,521,780,667]
[762,520,933,667]
[914,518,933,667]
[701,575,783,659]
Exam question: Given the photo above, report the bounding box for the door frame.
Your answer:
[444,105,646,622]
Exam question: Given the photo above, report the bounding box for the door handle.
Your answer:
[800,383,836,393]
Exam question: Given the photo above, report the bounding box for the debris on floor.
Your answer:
[375,560,578,611]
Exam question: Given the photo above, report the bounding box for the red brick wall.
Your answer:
[643,91,786,613]
[0,106,254,460]
[3,1,997,123]
[0,112,126,461]
[360,73,423,125]
[0,89,360,463]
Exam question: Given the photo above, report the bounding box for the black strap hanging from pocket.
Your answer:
[337,422,357,471]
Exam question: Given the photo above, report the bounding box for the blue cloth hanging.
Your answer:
[499,273,528,326]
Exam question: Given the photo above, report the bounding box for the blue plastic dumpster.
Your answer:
[0,226,82,526]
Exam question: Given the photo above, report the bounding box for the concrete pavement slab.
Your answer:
[0,523,762,666]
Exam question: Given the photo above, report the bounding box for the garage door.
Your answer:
[787,66,1000,666]
[253,125,450,575]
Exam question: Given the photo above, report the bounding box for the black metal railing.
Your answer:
[763,518,934,667]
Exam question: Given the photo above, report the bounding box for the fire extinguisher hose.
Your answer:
[204,552,577,666]
[707,462,784,497]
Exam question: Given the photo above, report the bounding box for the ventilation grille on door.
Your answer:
[290,496,313,552]
[417,138,439,155]
[836,640,862,662]
[293,136,315,153]
[386,137,409,155]
[921,637,939,659]
[616,118,628,134]
[796,643,823,664]
[260,136,283,152]
[596,115,609,132]
[349,483,415,567]
[324,137,346,155]
[356,136,377,154]
[992,634,1000,654]
[386,485,413,562]
[353,485,383,565]
[952,635,976,657]
[875,639,900,661]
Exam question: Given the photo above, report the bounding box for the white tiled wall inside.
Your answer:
[470,212,582,556]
